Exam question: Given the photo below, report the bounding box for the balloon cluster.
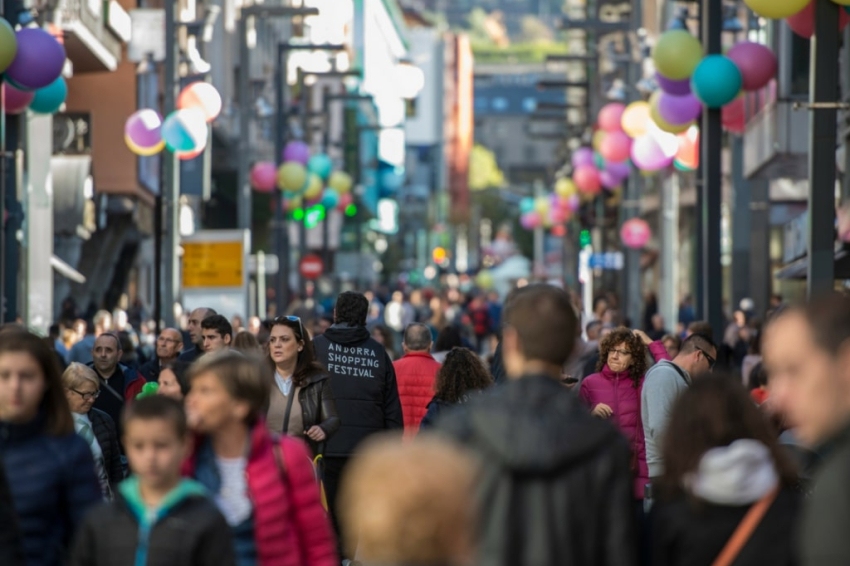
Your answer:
[518,178,582,231]
[0,26,69,115]
[249,141,354,219]
[744,0,850,30]
[124,81,222,159]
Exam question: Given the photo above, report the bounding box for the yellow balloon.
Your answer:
[534,196,550,216]
[284,196,303,211]
[303,173,323,200]
[125,134,164,157]
[555,178,577,198]
[833,0,850,5]
[621,101,651,139]
[476,270,494,290]
[277,162,308,193]
[652,30,703,81]
[592,130,606,151]
[743,0,809,19]
[649,92,695,134]
[328,170,353,194]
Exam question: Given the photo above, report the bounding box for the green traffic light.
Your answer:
[345,204,357,217]
[293,208,305,221]
[579,229,591,248]
[304,205,326,229]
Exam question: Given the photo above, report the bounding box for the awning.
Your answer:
[51,255,86,284]
[775,246,850,280]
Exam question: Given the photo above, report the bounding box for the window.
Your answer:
[522,97,537,112]
[492,97,509,111]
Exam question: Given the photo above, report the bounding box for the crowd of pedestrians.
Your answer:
[4,285,850,565]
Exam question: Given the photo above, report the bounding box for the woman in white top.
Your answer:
[61,362,125,499]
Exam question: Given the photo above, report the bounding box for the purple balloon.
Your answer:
[606,160,631,181]
[6,29,66,90]
[657,92,702,125]
[571,147,595,169]
[600,170,621,190]
[655,72,691,96]
[283,141,311,165]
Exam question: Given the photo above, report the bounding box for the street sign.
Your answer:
[248,254,279,275]
[588,252,624,270]
[182,241,244,287]
[299,254,324,280]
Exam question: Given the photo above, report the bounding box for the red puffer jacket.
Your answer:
[183,421,337,566]
[393,352,441,434]
[579,341,669,499]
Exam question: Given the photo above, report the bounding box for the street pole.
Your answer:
[162,0,179,327]
[807,0,840,295]
[749,179,770,316]
[237,15,251,233]
[623,0,643,329]
[700,0,723,339]
[660,174,679,332]
[730,134,750,308]
[274,43,291,315]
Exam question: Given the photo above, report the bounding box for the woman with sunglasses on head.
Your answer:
[0,328,102,565]
[62,363,125,500]
[267,316,340,455]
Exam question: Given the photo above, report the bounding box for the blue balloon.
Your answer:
[307,154,333,180]
[29,77,67,114]
[519,197,535,214]
[321,189,339,209]
[691,55,742,109]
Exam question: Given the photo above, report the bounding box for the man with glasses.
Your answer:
[641,332,717,481]
[138,328,183,383]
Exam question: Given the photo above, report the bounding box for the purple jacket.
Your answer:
[579,341,670,499]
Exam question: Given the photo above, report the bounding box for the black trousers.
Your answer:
[322,456,351,558]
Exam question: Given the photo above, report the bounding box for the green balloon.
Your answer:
[0,20,16,75]
[653,30,703,81]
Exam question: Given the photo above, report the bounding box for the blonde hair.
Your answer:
[188,350,271,425]
[339,434,478,566]
[62,362,99,390]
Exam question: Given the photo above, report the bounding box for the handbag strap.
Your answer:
[711,486,780,566]
[281,386,296,435]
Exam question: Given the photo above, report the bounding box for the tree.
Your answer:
[469,144,506,191]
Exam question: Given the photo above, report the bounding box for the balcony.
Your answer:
[60,0,123,73]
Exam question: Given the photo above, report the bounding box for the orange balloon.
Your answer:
[675,126,700,170]
[177,82,222,122]
[177,147,204,160]
[621,101,651,138]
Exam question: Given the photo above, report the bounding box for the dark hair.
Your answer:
[585,320,603,335]
[403,323,432,351]
[96,332,122,351]
[122,395,188,439]
[687,321,714,339]
[334,291,369,327]
[434,348,493,403]
[680,333,717,356]
[201,314,233,339]
[502,284,577,366]
[595,328,649,388]
[748,362,767,391]
[662,334,681,351]
[161,360,192,396]
[233,330,261,354]
[796,293,850,356]
[268,318,325,387]
[0,328,73,436]
[434,325,463,352]
[657,375,798,502]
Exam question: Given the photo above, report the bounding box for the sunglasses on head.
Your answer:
[274,315,304,338]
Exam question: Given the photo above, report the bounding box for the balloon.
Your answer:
[6,28,65,90]
[337,193,354,210]
[177,81,222,122]
[653,30,703,80]
[621,101,652,138]
[656,73,691,96]
[283,141,311,165]
[476,270,494,290]
[328,170,353,194]
[0,20,16,74]
[743,0,809,19]
[307,153,333,180]
[555,178,577,198]
[567,194,581,212]
[727,42,777,91]
[2,82,33,114]
[29,77,66,114]
[177,148,203,160]
[303,173,323,200]
[787,0,850,37]
[691,55,743,108]
[675,127,700,170]
[621,218,652,249]
[599,130,632,163]
[650,92,696,134]
[599,170,622,190]
[722,96,746,133]
[573,165,602,195]
[161,108,208,152]
[592,130,607,151]
[520,212,541,230]
[277,161,308,193]
[519,197,535,214]
[572,147,595,169]
[631,135,675,171]
[124,109,164,156]
[655,91,702,125]
[321,189,339,209]
[136,382,159,400]
[598,103,626,132]
[534,195,550,216]
[284,196,303,212]
[250,161,277,192]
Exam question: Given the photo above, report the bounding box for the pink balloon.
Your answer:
[3,83,34,114]
[621,218,651,249]
[520,212,541,230]
[337,192,354,210]
[657,92,702,125]
[786,1,850,39]
[250,161,277,192]
[573,165,602,194]
[599,131,632,163]
[631,135,674,171]
[567,194,581,212]
[600,170,622,190]
[722,96,746,133]
[598,103,626,132]
[606,160,631,181]
[727,42,778,91]
[572,147,595,169]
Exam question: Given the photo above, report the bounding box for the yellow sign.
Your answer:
[182,241,244,288]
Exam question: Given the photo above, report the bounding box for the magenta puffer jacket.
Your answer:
[579,341,669,499]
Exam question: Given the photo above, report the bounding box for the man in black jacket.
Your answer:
[178,307,217,362]
[434,284,637,566]
[312,291,403,556]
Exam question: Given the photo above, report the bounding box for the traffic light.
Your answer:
[579,229,591,248]
[292,208,305,221]
[432,246,448,265]
[344,203,357,217]
[304,205,326,229]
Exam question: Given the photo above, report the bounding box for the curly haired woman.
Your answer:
[419,348,493,429]
[579,327,670,501]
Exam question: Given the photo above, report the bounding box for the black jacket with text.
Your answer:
[313,324,403,457]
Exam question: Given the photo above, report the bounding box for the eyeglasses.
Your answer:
[609,348,632,357]
[69,388,101,401]
[696,347,716,369]
[274,315,304,338]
